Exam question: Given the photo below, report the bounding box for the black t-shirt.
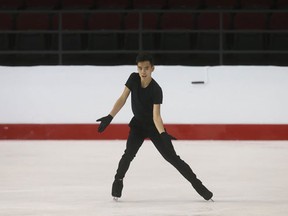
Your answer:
[125,72,163,123]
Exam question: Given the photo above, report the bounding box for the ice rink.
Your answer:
[0,140,288,216]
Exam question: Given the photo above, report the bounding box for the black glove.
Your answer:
[96,114,113,133]
[160,132,177,144]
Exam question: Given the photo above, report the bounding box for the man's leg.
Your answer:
[112,128,145,198]
[150,134,213,200]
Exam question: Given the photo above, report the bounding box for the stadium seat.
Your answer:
[96,0,131,9]
[133,0,167,9]
[25,0,60,9]
[53,13,87,64]
[269,13,288,30]
[240,0,274,9]
[87,13,122,50]
[0,0,24,9]
[88,13,122,30]
[204,0,238,9]
[268,13,288,50]
[124,13,158,30]
[0,13,13,50]
[61,0,95,9]
[13,13,52,65]
[232,13,267,50]
[168,0,202,9]
[52,13,86,50]
[229,13,267,64]
[123,13,158,50]
[196,13,232,50]
[268,13,288,65]
[160,13,195,50]
[159,13,196,65]
[16,13,50,30]
[53,13,86,30]
[86,13,123,64]
[275,0,288,8]
[15,13,50,50]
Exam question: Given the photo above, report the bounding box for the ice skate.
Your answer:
[112,179,123,199]
[192,180,213,201]
[201,189,213,201]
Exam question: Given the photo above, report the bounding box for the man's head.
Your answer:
[136,53,155,82]
[136,53,154,67]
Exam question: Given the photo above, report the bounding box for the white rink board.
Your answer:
[0,65,288,124]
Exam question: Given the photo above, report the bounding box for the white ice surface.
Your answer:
[0,140,288,216]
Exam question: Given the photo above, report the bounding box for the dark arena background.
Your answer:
[0,0,288,66]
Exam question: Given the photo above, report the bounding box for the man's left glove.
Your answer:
[96,114,113,133]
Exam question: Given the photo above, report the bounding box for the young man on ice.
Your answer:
[97,53,213,201]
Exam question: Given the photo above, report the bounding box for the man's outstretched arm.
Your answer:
[109,86,131,117]
[97,87,130,133]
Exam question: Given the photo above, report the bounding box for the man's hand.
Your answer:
[160,132,177,144]
[96,114,113,133]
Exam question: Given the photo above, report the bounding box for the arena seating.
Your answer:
[123,13,158,50]
[0,0,287,66]
[0,13,13,50]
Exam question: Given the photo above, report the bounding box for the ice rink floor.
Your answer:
[0,140,288,216]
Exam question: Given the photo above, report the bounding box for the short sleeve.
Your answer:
[125,73,137,90]
[153,85,163,104]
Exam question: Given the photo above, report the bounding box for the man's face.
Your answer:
[137,61,154,81]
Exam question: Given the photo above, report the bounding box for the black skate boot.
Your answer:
[112,179,123,199]
[192,180,213,201]
[199,187,213,201]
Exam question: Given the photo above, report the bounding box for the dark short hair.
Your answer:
[136,53,154,66]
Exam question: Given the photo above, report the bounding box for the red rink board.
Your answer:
[1,124,288,140]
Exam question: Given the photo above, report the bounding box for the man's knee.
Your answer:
[122,151,137,162]
[162,152,181,164]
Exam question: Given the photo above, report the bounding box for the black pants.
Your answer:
[114,117,203,187]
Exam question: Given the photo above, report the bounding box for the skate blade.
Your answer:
[113,197,119,201]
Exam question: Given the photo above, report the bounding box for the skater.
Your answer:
[97,53,213,201]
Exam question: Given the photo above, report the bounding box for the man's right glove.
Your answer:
[96,114,113,133]
[160,131,177,145]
